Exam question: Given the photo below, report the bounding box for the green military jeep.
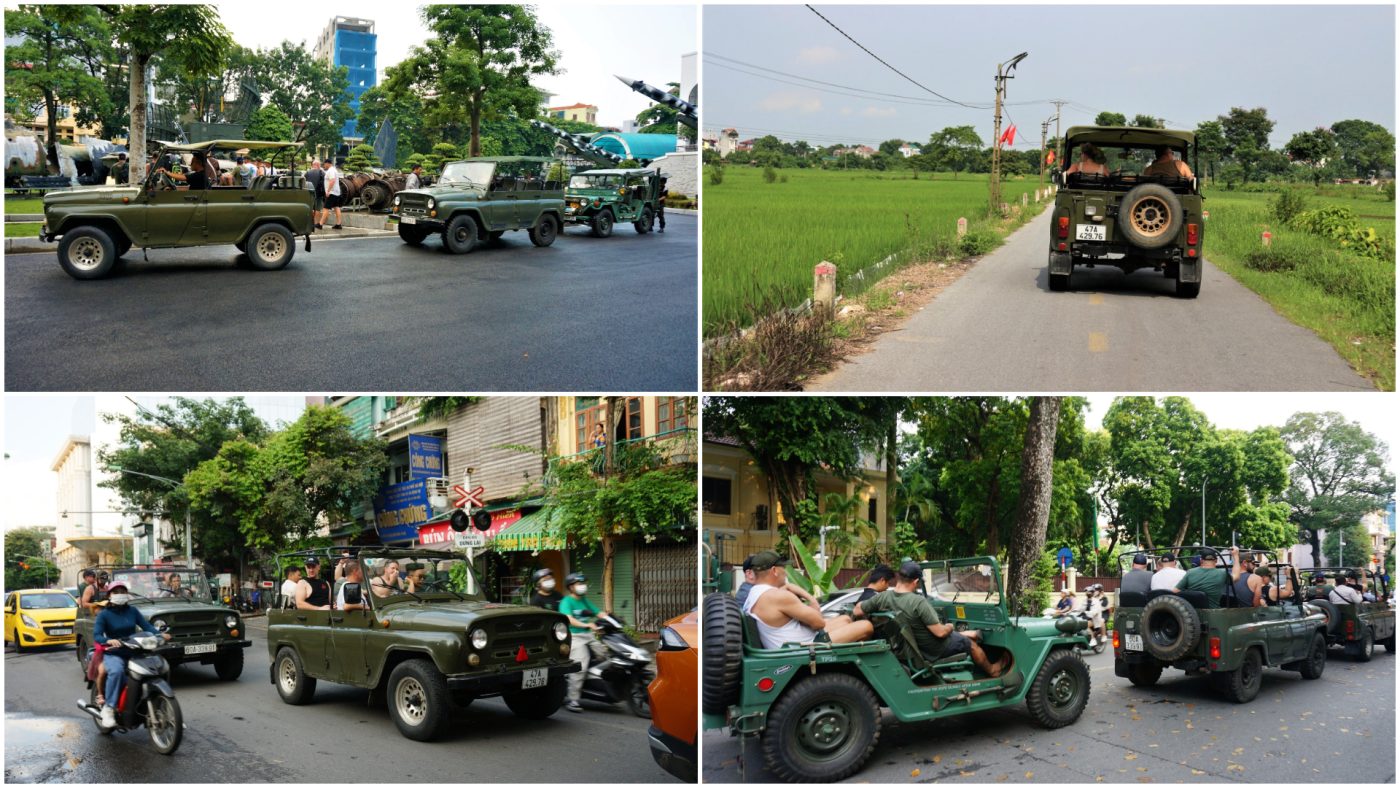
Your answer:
[266,547,578,741]
[1048,126,1205,298]
[1113,547,1328,703]
[39,139,313,280]
[702,556,1091,782]
[563,168,662,237]
[390,157,565,253]
[75,564,251,680]
[1298,567,1396,661]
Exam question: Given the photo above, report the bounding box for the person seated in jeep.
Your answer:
[1330,571,1365,605]
[1151,552,1186,591]
[855,561,1009,677]
[1231,552,1265,606]
[857,564,896,604]
[1141,145,1194,179]
[1252,566,1294,605]
[1171,547,1228,606]
[742,550,873,649]
[1064,143,1108,178]
[159,572,191,599]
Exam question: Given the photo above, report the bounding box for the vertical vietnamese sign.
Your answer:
[407,434,444,479]
[373,478,431,545]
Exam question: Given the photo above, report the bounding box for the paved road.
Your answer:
[702,645,1395,783]
[5,217,696,391]
[810,211,1371,391]
[4,617,668,783]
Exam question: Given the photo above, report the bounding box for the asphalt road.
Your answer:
[5,216,696,391]
[702,645,1395,784]
[4,617,666,783]
[810,211,1372,391]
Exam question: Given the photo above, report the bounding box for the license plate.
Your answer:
[521,668,547,689]
[401,216,417,225]
[184,643,217,656]
[1075,224,1107,242]
[1124,633,1143,652]
[48,628,72,636]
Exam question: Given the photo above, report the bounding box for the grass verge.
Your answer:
[4,222,43,238]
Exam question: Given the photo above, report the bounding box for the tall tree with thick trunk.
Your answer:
[1006,397,1062,607]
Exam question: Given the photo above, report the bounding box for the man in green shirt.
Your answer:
[560,572,600,713]
[855,562,1009,677]
[1172,548,1230,607]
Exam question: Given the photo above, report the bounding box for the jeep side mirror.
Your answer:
[342,582,362,605]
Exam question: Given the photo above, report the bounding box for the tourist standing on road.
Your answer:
[529,568,562,611]
[1121,554,1153,595]
[405,163,423,191]
[324,158,344,230]
[1150,552,1186,591]
[561,572,600,713]
[304,159,325,230]
[656,176,668,232]
[295,557,331,610]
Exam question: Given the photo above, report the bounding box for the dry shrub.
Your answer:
[703,308,836,391]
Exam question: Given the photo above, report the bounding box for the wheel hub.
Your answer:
[1048,669,1076,706]
[396,677,427,724]
[279,659,296,692]
[70,237,104,270]
[1131,197,1171,237]
[257,233,285,262]
[796,702,851,754]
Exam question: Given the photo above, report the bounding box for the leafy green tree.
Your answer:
[5,527,58,591]
[1194,120,1228,182]
[1094,111,1127,127]
[1321,523,1373,568]
[1281,411,1393,563]
[4,5,113,166]
[634,81,694,142]
[385,5,560,158]
[343,143,381,172]
[245,104,294,142]
[161,43,258,125]
[1285,127,1339,186]
[1330,119,1396,179]
[423,141,463,173]
[1130,114,1163,129]
[1218,106,1276,183]
[925,125,982,180]
[248,41,354,151]
[878,139,906,157]
[356,81,428,164]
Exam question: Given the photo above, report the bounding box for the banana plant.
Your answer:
[785,534,848,597]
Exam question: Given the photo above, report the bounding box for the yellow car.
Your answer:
[4,588,79,651]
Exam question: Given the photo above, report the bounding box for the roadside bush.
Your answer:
[1384,180,1396,202]
[959,229,1001,256]
[763,165,777,184]
[1288,205,1393,260]
[1243,245,1304,273]
[1271,189,1308,224]
[708,166,724,187]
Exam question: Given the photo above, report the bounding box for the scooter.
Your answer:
[76,631,183,754]
[1042,606,1107,654]
[580,613,655,718]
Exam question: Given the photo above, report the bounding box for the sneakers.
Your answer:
[332,224,342,230]
[99,706,117,730]
[564,700,583,713]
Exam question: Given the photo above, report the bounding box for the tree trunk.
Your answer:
[601,397,616,613]
[128,51,148,184]
[984,475,1001,555]
[1006,397,1062,609]
[884,418,897,552]
[44,91,60,170]
[1170,512,1191,549]
[469,97,483,158]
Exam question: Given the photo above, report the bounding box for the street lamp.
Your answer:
[817,525,840,571]
[1201,478,1208,546]
[990,51,1029,216]
[111,467,191,566]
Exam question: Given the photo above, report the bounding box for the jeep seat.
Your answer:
[1119,591,1148,608]
[870,612,972,684]
[741,613,763,648]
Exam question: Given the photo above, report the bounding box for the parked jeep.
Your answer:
[39,139,313,279]
[266,547,578,741]
[74,564,250,680]
[1048,126,1204,297]
[390,157,565,253]
[1298,567,1395,660]
[702,556,1091,782]
[563,168,662,237]
[1113,547,1328,703]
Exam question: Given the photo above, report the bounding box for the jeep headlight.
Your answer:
[426,198,435,210]
[471,628,489,649]
[151,617,168,632]
[21,614,38,628]
[553,622,568,641]
[225,615,238,630]
[393,195,401,207]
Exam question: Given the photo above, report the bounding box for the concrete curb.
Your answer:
[5,237,56,253]
[7,214,43,222]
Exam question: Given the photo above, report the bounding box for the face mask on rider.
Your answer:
[575,584,588,595]
[541,578,556,591]
[108,594,131,606]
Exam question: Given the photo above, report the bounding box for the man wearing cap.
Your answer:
[1329,570,1364,605]
[855,562,1009,677]
[295,556,332,610]
[1150,553,1186,591]
[742,550,872,649]
[734,554,758,608]
[1172,548,1229,607]
[1231,552,1266,606]
[1121,554,1153,596]
[1252,565,1293,606]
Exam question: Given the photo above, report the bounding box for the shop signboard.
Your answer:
[373,478,431,544]
[407,434,444,479]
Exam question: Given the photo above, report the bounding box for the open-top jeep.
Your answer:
[1048,126,1204,297]
[75,564,250,680]
[563,168,662,237]
[40,139,312,280]
[1113,547,1328,703]
[1298,567,1395,660]
[266,547,578,741]
[702,556,1091,782]
[389,156,565,253]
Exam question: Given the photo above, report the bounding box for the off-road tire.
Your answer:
[387,659,451,741]
[1383,633,1396,653]
[398,223,430,246]
[1026,648,1090,728]
[245,224,295,271]
[701,592,744,715]
[762,673,881,782]
[1048,271,1070,292]
[1119,183,1184,250]
[443,214,479,255]
[214,647,244,681]
[1308,598,1342,637]
[502,680,567,719]
[590,210,614,238]
[634,206,654,234]
[274,646,316,705]
[75,637,87,673]
[529,215,559,247]
[1299,632,1327,679]
[1141,594,1202,662]
[1350,626,1374,662]
[58,225,118,280]
[1126,661,1163,687]
[1214,647,1263,703]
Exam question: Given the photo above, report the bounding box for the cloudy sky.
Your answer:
[704,4,1395,149]
[217,4,698,130]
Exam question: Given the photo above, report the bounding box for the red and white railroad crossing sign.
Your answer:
[452,485,485,509]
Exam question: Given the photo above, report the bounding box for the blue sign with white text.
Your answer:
[408,434,444,479]
[1056,547,1074,567]
[373,478,430,544]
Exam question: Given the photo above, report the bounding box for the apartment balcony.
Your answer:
[553,426,697,477]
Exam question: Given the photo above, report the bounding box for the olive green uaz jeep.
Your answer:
[1113,547,1328,703]
[75,564,251,680]
[702,556,1091,782]
[390,157,565,253]
[266,547,578,741]
[40,139,313,280]
[1299,567,1396,661]
[563,168,662,237]
[1048,126,1204,297]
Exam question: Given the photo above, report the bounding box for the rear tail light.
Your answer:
[1058,216,1070,239]
[1187,249,1197,257]
[1187,223,1198,245]
[1112,630,1120,650]
[1209,637,1221,659]
[1345,620,1355,638]
[757,677,775,692]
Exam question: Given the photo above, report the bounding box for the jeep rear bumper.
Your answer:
[445,661,579,695]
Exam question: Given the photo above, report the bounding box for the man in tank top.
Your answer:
[295,556,332,610]
[742,551,873,649]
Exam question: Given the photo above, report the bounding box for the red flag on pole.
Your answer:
[998,124,1017,147]
[1046,150,1056,164]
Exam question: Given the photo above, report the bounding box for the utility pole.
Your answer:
[1040,120,1048,186]
[990,52,1028,217]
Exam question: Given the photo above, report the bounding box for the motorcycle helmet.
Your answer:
[531,568,554,582]
[564,572,586,587]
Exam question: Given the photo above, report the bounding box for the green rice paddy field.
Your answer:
[703,168,1048,333]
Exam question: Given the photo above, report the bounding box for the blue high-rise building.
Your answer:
[313,17,376,140]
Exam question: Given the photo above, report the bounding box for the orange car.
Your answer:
[648,608,697,783]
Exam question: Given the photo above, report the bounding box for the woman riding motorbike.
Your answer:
[92,582,171,730]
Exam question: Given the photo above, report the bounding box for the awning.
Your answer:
[489,510,567,552]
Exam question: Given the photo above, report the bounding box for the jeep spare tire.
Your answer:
[1120,183,1184,250]
[1141,594,1202,662]
[702,592,744,715]
[1307,598,1341,636]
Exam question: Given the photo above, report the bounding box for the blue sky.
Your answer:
[703,5,1396,149]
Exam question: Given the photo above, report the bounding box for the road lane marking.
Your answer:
[1089,332,1109,353]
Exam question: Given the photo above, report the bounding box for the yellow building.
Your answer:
[27,103,102,142]
[547,103,599,126]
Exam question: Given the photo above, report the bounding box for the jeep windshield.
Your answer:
[924,561,1001,605]
[569,174,617,189]
[438,161,495,188]
[109,569,213,603]
[361,553,485,603]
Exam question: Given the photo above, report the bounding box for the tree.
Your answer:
[1281,412,1393,563]
[1321,523,1372,568]
[1285,128,1338,186]
[1130,114,1163,129]
[879,138,906,157]
[926,125,982,179]
[1194,120,1228,182]
[1218,106,1276,183]
[344,143,382,172]
[634,81,695,142]
[384,5,560,158]
[1094,111,1127,127]
[99,4,231,184]
[1005,397,1062,611]
[356,81,428,165]
[751,135,785,168]
[245,105,294,143]
[1330,119,1395,179]
[4,5,113,167]
[423,141,463,174]
[5,527,58,591]
[250,41,354,151]
[161,43,258,125]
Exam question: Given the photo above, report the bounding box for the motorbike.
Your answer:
[580,613,655,718]
[76,630,183,754]
[1042,605,1107,655]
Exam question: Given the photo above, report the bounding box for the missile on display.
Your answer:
[614,75,697,129]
